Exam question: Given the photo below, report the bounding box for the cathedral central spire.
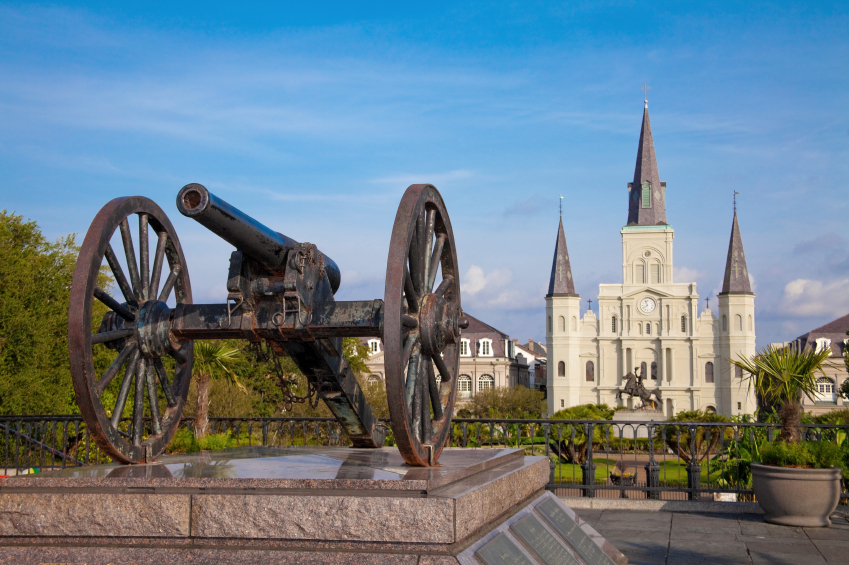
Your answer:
[627,103,667,226]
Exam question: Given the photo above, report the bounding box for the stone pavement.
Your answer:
[574,506,849,564]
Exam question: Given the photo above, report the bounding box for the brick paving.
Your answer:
[574,506,849,564]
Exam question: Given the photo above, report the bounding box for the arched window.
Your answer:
[368,374,382,385]
[646,322,651,335]
[639,323,643,336]
[722,315,728,332]
[705,405,717,414]
[559,316,565,332]
[460,339,471,357]
[571,316,577,331]
[640,361,647,379]
[735,314,742,331]
[612,316,617,333]
[368,339,381,354]
[815,377,835,401]
[705,362,714,383]
[636,263,645,284]
[748,315,753,331]
[650,263,660,284]
[548,316,552,333]
[458,375,472,398]
[650,361,657,380]
[585,361,594,382]
[557,361,565,377]
[681,316,686,332]
[735,365,743,381]
[478,374,494,391]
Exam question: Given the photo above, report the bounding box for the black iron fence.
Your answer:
[1,415,846,505]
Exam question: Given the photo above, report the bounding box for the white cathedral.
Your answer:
[545,100,757,418]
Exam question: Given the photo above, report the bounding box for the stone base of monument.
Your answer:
[612,409,667,438]
[0,446,626,564]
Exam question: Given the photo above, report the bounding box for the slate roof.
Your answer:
[720,211,753,294]
[627,104,668,226]
[547,218,577,296]
[793,312,849,359]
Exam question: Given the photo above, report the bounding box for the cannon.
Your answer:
[68,183,466,467]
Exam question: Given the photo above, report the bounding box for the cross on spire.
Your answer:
[734,191,739,213]
[559,194,563,218]
[705,296,711,310]
[587,298,593,312]
[641,82,651,108]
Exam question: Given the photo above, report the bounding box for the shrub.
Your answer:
[467,386,547,419]
[657,409,731,464]
[760,441,844,470]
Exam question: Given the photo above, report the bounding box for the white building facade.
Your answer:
[545,101,757,418]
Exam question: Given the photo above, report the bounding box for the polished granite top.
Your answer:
[0,446,523,491]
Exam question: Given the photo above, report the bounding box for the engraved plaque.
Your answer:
[509,513,581,565]
[475,533,535,565]
[537,498,615,565]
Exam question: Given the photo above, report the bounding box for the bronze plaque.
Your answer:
[475,533,535,565]
[509,513,581,565]
[537,498,615,565]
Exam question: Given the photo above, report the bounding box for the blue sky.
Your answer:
[1,1,847,348]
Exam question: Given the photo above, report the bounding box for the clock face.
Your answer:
[640,297,657,314]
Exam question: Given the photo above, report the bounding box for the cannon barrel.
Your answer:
[176,183,341,294]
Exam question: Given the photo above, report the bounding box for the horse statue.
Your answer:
[617,366,662,410]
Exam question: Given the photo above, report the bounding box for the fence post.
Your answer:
[581,423,595,498]
[686,425,701,501]
[645,424,660,500]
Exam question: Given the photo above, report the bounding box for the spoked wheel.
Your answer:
[384,184,467,467]
[69,197,193,464]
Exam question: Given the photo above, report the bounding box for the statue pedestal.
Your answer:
[0,446,626,564]
[612,409,668,438]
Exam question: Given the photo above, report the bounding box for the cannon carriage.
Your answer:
[68,183,466,467]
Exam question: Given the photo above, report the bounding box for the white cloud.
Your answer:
[462,265,512,296]
[674,266,705,283]
[780,278,849,317]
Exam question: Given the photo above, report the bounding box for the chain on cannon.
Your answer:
[68,183,468,466]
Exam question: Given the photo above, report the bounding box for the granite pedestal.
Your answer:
[0,446,625,564]
[611,410,667,439]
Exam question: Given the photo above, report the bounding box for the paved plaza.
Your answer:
[574,506,849,564]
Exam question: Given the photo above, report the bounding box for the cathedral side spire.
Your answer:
[720,207,752,294]
[547,217,577,296]
[627,99,667,226]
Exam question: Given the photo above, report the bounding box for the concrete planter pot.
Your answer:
[751,463,842,527]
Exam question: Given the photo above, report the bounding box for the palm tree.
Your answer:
[192,341,245,439]
[730,345,832,443]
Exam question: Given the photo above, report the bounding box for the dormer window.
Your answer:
[641,182,651,208]
[460,339,471,357]
[815,338,832,354]
[478,338,493,357]
[367,339,381,355]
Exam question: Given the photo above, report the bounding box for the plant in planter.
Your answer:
[730,344,843,527]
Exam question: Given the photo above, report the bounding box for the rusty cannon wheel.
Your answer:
[69,197,193,464]
[384,184,467,467]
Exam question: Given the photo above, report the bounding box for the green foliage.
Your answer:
[0,211,111,414]
[759,441,844,470]
[166,428,240,454]
[657,410,732,464]
[813,408,849,426]
[730,344,832,443]
[547,404,614,465]
[343,337,370,375]
[467,385,547,419]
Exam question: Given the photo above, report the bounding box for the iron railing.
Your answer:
[1,415,846,505]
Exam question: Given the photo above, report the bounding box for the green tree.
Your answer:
[730,344,832,443]
[191,341,244,438]
[659,409,731,463]
[547,404,614,464]
[467,385,547,419]
[0,211,111,414]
